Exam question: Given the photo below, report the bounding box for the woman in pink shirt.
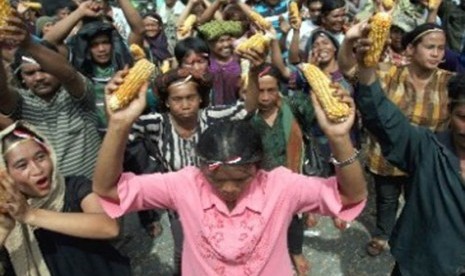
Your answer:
[93,71,368,275]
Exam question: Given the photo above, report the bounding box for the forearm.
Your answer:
[244,70,259,112]
[288,29,300,64]
[0,53,18,114]
[337,38,358,78]
[43,9,83,45]
[23,42,85,98]
[198,0,222,24]
[426,9,438,23]
[24,209,119,239]
[329,135,367,205]
[177,1,195,28]
[118,0,144,45]
[271,39,291,79]
[93,121,131,200]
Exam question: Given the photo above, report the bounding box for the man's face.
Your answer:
[321,7,346,33]
[20,63,60,101]
[257,75,280,113]
[451,103,465,151]
[89,34,112,65]
[307,1,322,22]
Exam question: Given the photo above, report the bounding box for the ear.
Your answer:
[406,44,414,56]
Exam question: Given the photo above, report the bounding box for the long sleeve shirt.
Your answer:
[356,80,465,276]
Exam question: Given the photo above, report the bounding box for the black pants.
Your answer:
[287,215,304,255]
[372,174,410,240]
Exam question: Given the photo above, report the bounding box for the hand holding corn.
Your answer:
[288,1,301,30]
[427,0,441,10]
[107,44,155,112]
[248,10,272,31]
[301,63,351,123]
[178,14,197,38]
[0,0,14,32]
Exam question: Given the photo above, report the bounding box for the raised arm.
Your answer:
[117,0,145,46]
[93,70,148,200]
[353,22,428,173]
[198,0,224,24]
[337,21,362,79]
[310,86,367,205]
[43,0,101,46]
[0,51,19,115]
[3,14,88,99]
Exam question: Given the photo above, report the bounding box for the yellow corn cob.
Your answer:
[363,12,392,67]
[235,33,271,55]
[428,0,440,9]
[301,63,350,123]
[248,10,272,30]
[0,0,13,30]
[109,44,155,111]
[22,1,42,10]
[381,0,395,10]
[160,59,171,74]
[289,2,300,19]
[179,14,197,37]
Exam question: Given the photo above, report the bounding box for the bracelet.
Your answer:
[329,149,360,168]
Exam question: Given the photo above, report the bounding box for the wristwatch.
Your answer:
[329,149,360,168]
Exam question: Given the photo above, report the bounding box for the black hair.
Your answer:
[196,120,263,166]
[316,0,345,25]
[11,41,60,88]
[174,37,210,64]
[401,23,444,49]
[155,68,212,112]
[1,126,44,164]
[143,12,164,26]
[256,63,286,83]
[448,74,465,111]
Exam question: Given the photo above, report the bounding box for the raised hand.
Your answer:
[236,47,266,68]
[104,68,148,127]
[76,0,104,18]
[0,11,30,47]
[310,83,356,139]
[0,172,30,224]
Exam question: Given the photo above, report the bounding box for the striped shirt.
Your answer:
[366,65,454,176]
[6,76,101,179]
[253,1,289,39]
[129,102,249,172]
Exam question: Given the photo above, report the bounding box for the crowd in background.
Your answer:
[0,0,465,275]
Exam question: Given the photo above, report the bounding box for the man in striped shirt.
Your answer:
[0,15,101,179]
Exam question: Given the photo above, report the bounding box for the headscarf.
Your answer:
[67,19,133,78]
[1,121,65,276]
[143,13,172,63]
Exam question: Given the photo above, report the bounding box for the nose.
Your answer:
[30,161,44,176]
[33,71,46,82]
[97,44,106,52]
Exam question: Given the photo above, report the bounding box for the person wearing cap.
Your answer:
[340,23,455,256]
[350,19,465,276]
[0,13,101,179]
[35,16,57,38]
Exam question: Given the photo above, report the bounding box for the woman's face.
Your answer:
[143,16,161,38]
[181,52,210,74]
[4,139,53,198]
[311,35,337,64]
[321,7,346,33]
[390,26,405,53]
[204,164,257,206]
[166,81,202,120]
[210,35,234,61]
[408,31,445,71]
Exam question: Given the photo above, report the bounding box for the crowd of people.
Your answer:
[0,0,464,275]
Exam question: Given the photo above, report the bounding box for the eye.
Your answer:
[14,162,27,170]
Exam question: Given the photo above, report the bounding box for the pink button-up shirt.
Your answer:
[99,166,365,276]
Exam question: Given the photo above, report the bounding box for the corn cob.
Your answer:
[381,0,395,10]
[108,44,155,111]
[0,0,13,30]
[289,2,300,19]
[178,14,197,37]
[363,12,392,67]
[248,10,272,30]
[235,32,271,55]
[160,59,171,74]
[301,63,350,123]
[427,0,440,9]
[22,1,42,10]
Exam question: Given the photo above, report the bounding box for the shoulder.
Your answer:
[64,176,93,211]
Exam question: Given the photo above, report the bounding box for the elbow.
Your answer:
[99,219,121,239]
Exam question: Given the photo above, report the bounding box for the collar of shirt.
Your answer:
[198,170,266,216]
